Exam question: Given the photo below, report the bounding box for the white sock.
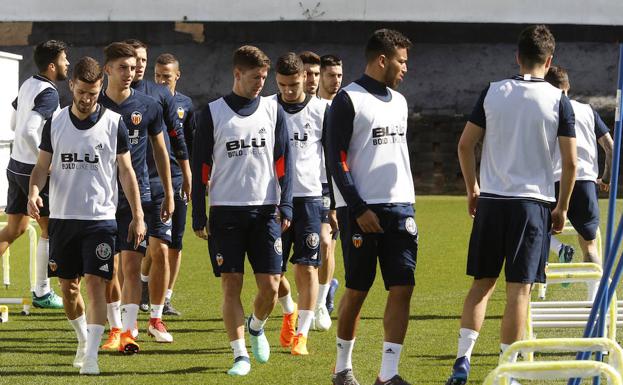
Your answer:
[457,328,479,360]
[165,289,173,301]
[140,274,149,283]
[278,294,295,314]
[107,301,122,329]
[249,313,266,332]
[69,314,87,344]
[150,304,164,319]
[120,304,139,332]
[34,237,51,297]
[230,338,249,358]
[379,342,403,382]
[550,237,563,254]
[335,337,355,373]
[297,310,314,337]
[317,284,330,308]
[500,343,518,362]
[86,324,105,359]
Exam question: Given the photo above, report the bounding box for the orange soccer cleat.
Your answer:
[279,304,298,347]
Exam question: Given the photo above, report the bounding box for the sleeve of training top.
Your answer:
[320,105,336,210]
[191,106,215,231]
[162,90,189,161]
[325,90,368,217]
[467,85,489,129]
[592,107,610,139]
[117,118,130,154]
[148,103,165,136]
[558,93,576,137]
[184,105,195,157]
[32,88,59,120]
[274,105,293,221]
[38,119,53,153]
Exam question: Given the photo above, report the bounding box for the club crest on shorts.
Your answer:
[131,111,142,125]
[48,260,57,272]
[216,253,224,266]
[95,243,112,261]
[306,233,320,249]
[352,234,363,248]
[322,196,331,209]
[177,106,185,119]
[274,237,283,255]
[405,217,417,235]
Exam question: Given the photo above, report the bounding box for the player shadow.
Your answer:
[414,352,501,360]
[0,328,74,334]
[99,347,231,356]
[0,366,224,377]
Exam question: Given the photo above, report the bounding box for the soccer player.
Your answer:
[299,51,321,96]
[272,52,326,355]
[27,56,145,375]
[326,29,416,385]
[545,65,613,298]
[192,45,293,376]
[4,40,68,309]
[98,42,174,353]
[445,25,577,385]
[154,52,194,316]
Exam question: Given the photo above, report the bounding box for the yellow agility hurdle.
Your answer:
[482,361,622,385]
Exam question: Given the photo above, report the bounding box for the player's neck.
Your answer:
[318,88,335,101]
[518,65,547,79]
[71,104,96,120]
[106,84,131,105]
[38,71,56,84]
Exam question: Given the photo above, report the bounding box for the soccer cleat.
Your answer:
[139,281,149,312]
[374,375,412,385]
[558,244,575,263]
[163,299,181,316]
[291,333,309,355]
[227,356,251,376]
[72,342,86,368]
[102,327,121,350]
[326,278,339,314]
[313,305,332,331]
[247,317,270,363]
[79,356,100,375]
[148,318,173,343]
[445,356,470,385]
[332,368,360,385]
[32,290,63,309]
[118,330,139,354]
[279,303,298,347]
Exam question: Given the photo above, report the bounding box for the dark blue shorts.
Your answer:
[321,183,331,224]
[6,170,49,217]
[337,204,418,291]
[467,196,551,284]
[555,181,600,241]
[48,219,117,280]
[116,203,149,254]
[147,180,172,244]
[281,197,322,272]
[208,205,282,276]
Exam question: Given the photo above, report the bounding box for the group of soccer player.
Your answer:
[5,22,614,385]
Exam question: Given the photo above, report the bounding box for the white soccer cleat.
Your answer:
[148,318,173,343]
[313,305,332,331]
[79,356,100,375]
[72,342,86,368]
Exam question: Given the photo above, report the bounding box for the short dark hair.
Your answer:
[233,45,271,70]
[124,38,148,50]
[545,65,570,90]
[517,25,555,68]
[72,57,103,83]
[365,29,412,62]
[104,42,136,64]
[299,51,320,66]
[275,52,304,76]
[156,53,179,67]
[34,40,67,72]
[320,54,342,69]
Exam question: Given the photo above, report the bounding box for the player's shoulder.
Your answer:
[132,89,160,109]
[175,91,192,104]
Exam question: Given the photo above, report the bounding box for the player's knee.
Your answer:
[61,280,80,299]
[3,224,27,241]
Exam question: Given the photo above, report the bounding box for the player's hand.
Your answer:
[27,195,43,220]
[551,205,567,234]
[160,194,175,223]
[329,210,339,234]
[128,216,146,250]
[281,218,291,232]
[598,178,610,192]
[194,227,208,240]
[356,209,383,233]
[467,189,479,218]
[182,175,192,203]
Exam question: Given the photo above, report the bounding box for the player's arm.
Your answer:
[23,89,58,155]
[325,91,382,233]
[274,106,293,232]
[321,105,338,233]
[148,104,174,223]
[593,108,614,191]
[10,97,16,132]
[27,119,53,220]
[162,90,192,200]
[553,94,577,234]
[191,106,215,240]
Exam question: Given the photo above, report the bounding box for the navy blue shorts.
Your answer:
[6,170,50,217]
[48,219,117,280]
[147,180,172,244]
[555,181,600,241]
[170,187,187,250]
[208,205,283,276]
[321,183,331,224]
[116,203,149,254]
[467,196,551,284]
[281,197,322,272]
[337,204,418,291]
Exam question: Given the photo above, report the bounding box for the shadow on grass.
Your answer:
[0,366,224,377]
[99,347,231,356]
[359,314,502,321]
[414,352,500,360]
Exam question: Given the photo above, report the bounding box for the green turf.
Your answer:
[0,196,620,384]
